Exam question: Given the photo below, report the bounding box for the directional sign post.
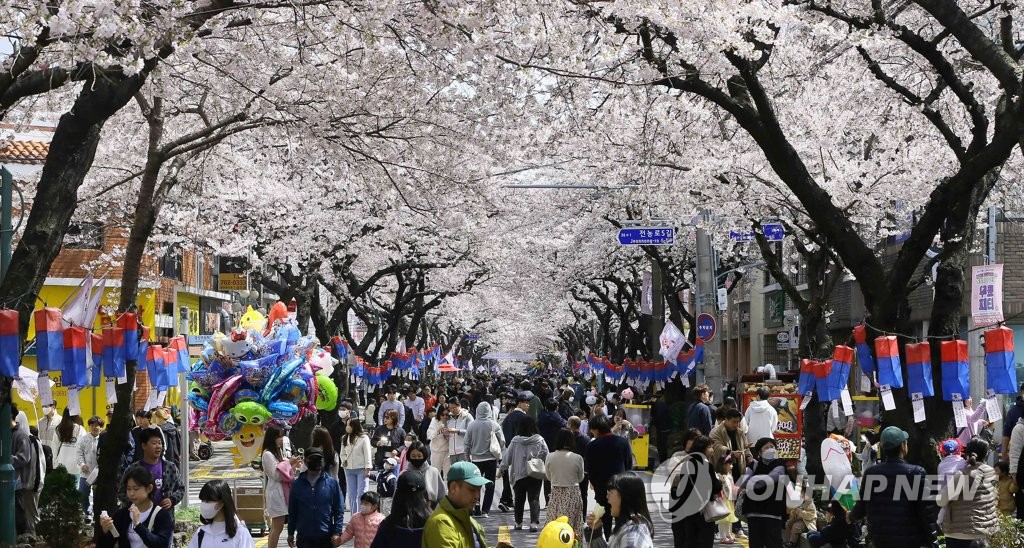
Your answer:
[729,223,786,242]
[617,227,675,246]
[696,313,717,342]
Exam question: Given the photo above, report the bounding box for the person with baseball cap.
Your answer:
[287,448,344,548]
[849,426,938,548]
[422,461,512,548]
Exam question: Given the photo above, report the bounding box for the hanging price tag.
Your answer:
[37,375,54,406]
[880,385,895,410]
[67,387,82,416]
[952,393,967,428]
[841,389,854,416]
[105,379,118,405]
[985,388,1002,422]
[861,373,872,394]
[912,393,926,423]
[800,391,813,410]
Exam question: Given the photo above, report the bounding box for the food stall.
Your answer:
[739,373,803,459]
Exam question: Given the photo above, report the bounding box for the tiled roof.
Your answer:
[0,140,49,164]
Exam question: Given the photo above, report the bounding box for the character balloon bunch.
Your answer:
[186,302,339,465]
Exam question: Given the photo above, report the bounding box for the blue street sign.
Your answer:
[729,223,785,242]
[617,227,674,246]
[696,313,717,342]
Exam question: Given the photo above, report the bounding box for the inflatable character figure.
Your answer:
[239,306,267,332]
[229,423,265,466]
[538,516,578,548]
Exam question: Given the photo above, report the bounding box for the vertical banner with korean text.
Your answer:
[971,264,1004,327]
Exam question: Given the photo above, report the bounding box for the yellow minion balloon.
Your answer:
[537,516,578,548]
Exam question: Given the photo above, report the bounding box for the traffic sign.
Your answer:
[696,313,717,342]
[729,223,786,242]
[617,227,674,246]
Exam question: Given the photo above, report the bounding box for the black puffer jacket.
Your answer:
[849,458,938,548]
[738,458,786,519]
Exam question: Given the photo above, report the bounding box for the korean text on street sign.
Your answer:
[729,223,785,242]
[617,227,674,246]
[696,313,717,342]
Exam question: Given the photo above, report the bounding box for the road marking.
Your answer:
[255,537,268,547]
[497,525,511,544]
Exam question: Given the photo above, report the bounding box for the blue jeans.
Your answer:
[78,476,91,516]
[345,468,365,515]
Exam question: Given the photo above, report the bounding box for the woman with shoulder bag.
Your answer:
[669,434,723,548]
[498,415,549,532]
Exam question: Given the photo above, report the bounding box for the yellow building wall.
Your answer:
[14,284,157,423]
[176,292,201,336]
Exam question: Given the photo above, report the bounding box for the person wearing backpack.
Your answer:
[98,465,175,548]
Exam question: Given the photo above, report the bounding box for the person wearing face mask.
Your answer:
[337,492,384,548]
[187,479,254,548]
[737,438,787,548]
[396,433,418,473]
[558,389,579,420]
[376,458,399,515]
[340,418,373,517]
[402,441,446,506]
[37,403,62,448]
[287,448,344,548]
[77,415,104,517]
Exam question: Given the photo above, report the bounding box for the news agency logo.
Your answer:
[649,455,713,523]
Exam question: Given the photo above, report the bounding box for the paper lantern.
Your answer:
[102,328,126,378]
[798,359,816,395]
[34,308,64,371]
[852,324,876,375]
[940,340,970,401]
[117,312,139,361]
[0,309,19,377]
[874,336,904,388]
[62,326,88,387]
[985,326,1018,395]
[815,359,836,401]
[829,345,853,397]
[90,332,104,387]
[905,342,934,397]
[147,345,168,389]
[168,336,190,374]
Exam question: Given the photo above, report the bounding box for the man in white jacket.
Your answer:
[76,416,103,517]
[743,387,778,444]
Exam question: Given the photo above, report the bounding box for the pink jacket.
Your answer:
[276,460,294,504]
[338,511,384,548]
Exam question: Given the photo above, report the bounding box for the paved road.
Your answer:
[184,441,749,547]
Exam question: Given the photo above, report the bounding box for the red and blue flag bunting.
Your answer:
[677,339,704,379]
[798,359,816,395]
[62,326,88,387]
[852,325,875,375]
[0,309,19,377]
[815,359,835,401]
[829,346,853,398]
[874,336,904,388]
[34,308,64,372]
[905,342,934,397]
[147,345,169,389]
[117,313,139,361]
[984,326,1018,394]
[168,336,190,374]
[102,328,126,378]
[940,340,969,401]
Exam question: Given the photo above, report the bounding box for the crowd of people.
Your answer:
[11,372,1024,547]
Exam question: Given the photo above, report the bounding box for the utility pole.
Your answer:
[648,261,664,359]
[696,213,723,398]
[0,166,15,546]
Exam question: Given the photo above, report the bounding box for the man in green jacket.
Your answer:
[423,461,512,548]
